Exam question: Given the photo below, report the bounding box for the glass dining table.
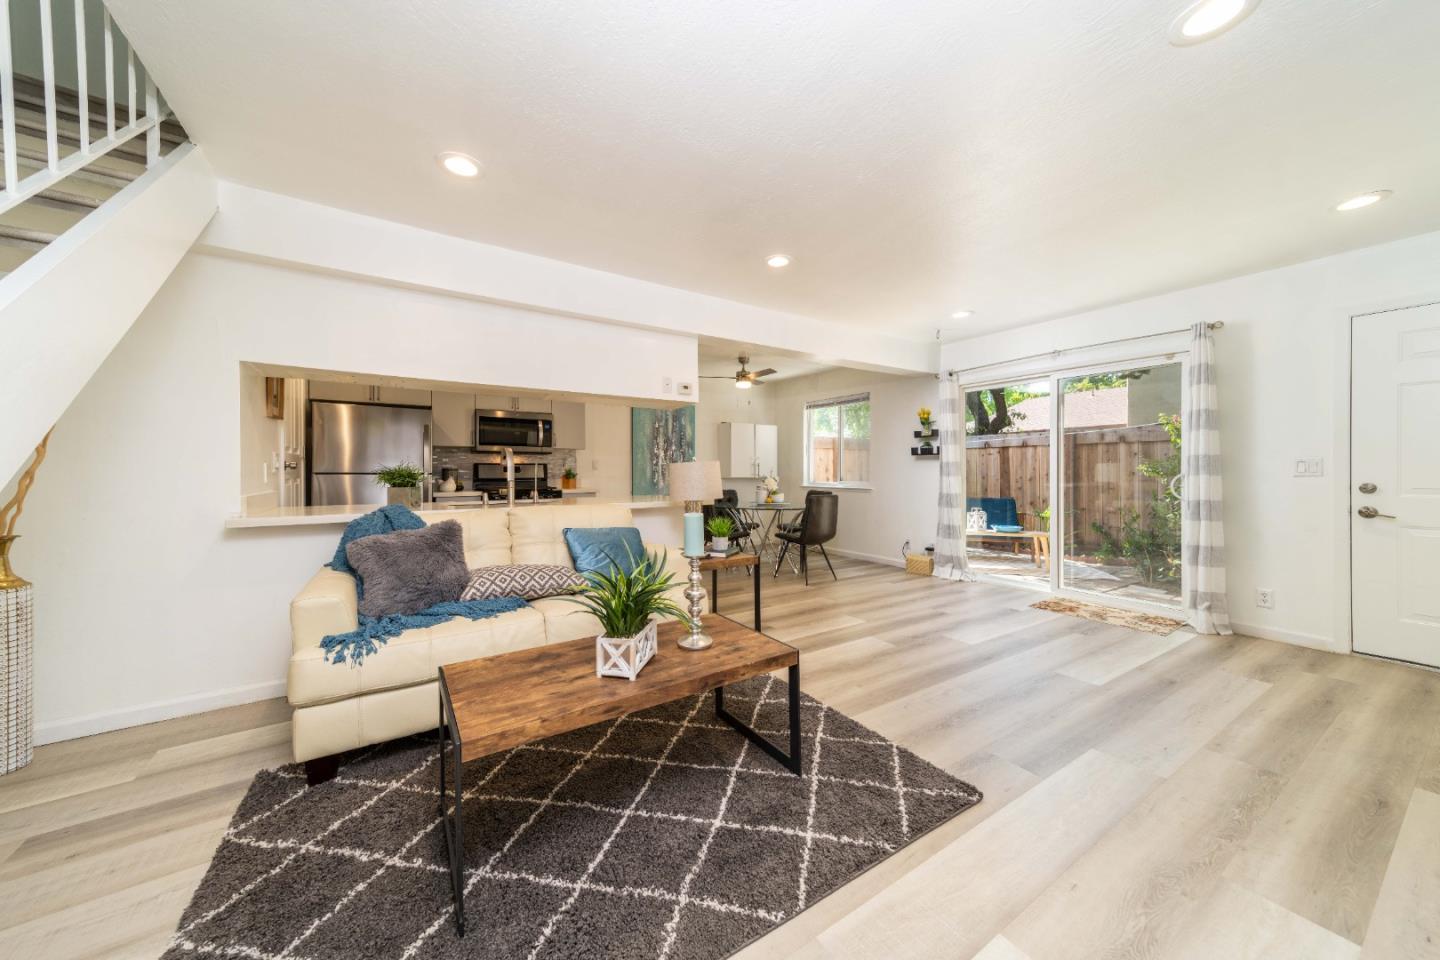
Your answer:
[737,501,807,564]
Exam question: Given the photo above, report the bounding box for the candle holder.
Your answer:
[677,555,712,650]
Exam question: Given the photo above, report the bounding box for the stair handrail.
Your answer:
[0,0,171,215]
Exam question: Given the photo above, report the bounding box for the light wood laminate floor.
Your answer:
[2,558,1438,959]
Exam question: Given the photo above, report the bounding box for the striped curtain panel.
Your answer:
[1183,323,1232,634]
[934,374,976,581]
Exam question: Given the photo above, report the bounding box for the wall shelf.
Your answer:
[911,446,940,457]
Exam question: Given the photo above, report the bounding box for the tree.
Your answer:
[966,386,1038,434]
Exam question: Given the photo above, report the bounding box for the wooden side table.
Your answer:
[698,552,761,631]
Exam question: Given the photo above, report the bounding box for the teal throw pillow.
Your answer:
[563,527,647,578]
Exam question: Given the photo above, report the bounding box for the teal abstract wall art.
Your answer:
[631,406,697,496]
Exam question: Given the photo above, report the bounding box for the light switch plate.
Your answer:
[662,377,674,394]
[1293,458,1324,477]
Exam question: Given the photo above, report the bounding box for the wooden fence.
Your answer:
[965,424,1173,550]
[810,436,871,484]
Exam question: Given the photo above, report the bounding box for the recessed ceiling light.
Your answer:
[765,254,792,269]
[1335,190,1393,212]
[950,310,973,320]
[438,151,481,178]
[1168,0,1260,45]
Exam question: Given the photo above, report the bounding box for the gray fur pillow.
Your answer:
[346,520,468,618]
[461,564,586,601]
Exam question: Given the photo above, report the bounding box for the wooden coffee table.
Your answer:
[436,614,801,935]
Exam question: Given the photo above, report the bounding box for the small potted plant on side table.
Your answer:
[376,462,425,510]
[706,515,735,554]
[565,550,693,680]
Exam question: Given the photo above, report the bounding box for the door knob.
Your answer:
[1357,506,1396,519]
[1358,482,1377,494]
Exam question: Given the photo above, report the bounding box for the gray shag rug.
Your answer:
[163,676,981,960]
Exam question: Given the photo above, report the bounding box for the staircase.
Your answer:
[0,0,217,481]
[1,76,189,274]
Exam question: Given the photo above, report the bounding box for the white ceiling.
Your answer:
[113,0,1440,342]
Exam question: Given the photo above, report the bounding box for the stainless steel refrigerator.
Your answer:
[309,401,432,506]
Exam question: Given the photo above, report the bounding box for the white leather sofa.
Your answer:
[287,503,691,781]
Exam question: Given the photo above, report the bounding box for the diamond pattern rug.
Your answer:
[163,676,982,960]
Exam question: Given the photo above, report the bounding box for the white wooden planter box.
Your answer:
[596,621,657,680]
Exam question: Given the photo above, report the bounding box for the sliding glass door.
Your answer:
[961,356,1185,610]
[964,381,1051,586]
[1058,362,1183,605]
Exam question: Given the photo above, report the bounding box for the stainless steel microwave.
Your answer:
[474,408,554,452]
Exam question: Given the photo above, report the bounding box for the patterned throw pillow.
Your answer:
[460,564,587,601]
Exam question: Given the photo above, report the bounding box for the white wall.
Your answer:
[13,250,699,743]
[575,401,633,501]
[695,378,779,491]
[198,183,936,377]
[769,369,939,566]
[0,144,217,481]
[941,229,1440,652]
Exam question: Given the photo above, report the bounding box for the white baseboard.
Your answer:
[34,678,287,745]
[825,547,906,569]
[1228,620,1343,653]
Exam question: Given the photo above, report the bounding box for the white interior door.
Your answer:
[754,424,778,478]
[1352,302,1440,667]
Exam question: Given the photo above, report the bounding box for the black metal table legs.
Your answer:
[438,673,466,935]
[710,564,763,631]
[714,662,802,775]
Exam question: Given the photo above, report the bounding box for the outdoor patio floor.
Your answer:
[967,545,1181,606]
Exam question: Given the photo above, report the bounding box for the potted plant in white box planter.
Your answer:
[706,515,735,553]
[565,549,693,680]
[376,462,425,510]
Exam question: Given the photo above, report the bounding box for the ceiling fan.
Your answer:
[700,355,777,389]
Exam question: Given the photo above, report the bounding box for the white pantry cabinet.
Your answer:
[718,422,777,478]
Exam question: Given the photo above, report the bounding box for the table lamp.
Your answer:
[667,459,723,650]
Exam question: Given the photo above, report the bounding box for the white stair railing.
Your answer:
[0,0,172,216]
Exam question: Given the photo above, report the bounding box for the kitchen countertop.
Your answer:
[225,499,676,528]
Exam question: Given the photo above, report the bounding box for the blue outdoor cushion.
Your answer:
[966,497,1019,529]
[563,526,647,577]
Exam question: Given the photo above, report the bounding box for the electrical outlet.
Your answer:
[1255,587,1274,609]
[676,380,694,397]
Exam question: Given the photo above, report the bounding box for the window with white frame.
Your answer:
[804,393,871,486]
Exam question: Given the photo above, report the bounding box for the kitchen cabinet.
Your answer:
[474,394,553,413]
[432,391,475,447]
[309,381,431,405]
[552,400,587,449]
[375,385,431,406]
[309,380,371,402]
[718,422,778,478]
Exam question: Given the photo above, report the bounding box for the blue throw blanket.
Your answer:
[321,597,529,666]
[329,504,426,580]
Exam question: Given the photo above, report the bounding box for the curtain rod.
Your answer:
[943,321,1224,380]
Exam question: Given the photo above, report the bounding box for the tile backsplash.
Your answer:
[431,446,578,489]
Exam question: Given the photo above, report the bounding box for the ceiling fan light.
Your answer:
[734,379,753,390]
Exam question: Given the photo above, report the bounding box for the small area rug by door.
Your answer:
[162,676,981,960]
[1032,597,1186,635]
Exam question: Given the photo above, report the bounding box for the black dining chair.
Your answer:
[779,489,828,536]
[719,488,761,553]
[773,491,838,585]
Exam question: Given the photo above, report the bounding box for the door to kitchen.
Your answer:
[1352,301,1440,668]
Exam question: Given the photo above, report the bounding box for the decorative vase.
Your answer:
[1,535,33,776]
[561,476,577,490]
[711,536,730,553]
[920,419,933,434]
[595,621,657,680]
[387,486,422,510]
